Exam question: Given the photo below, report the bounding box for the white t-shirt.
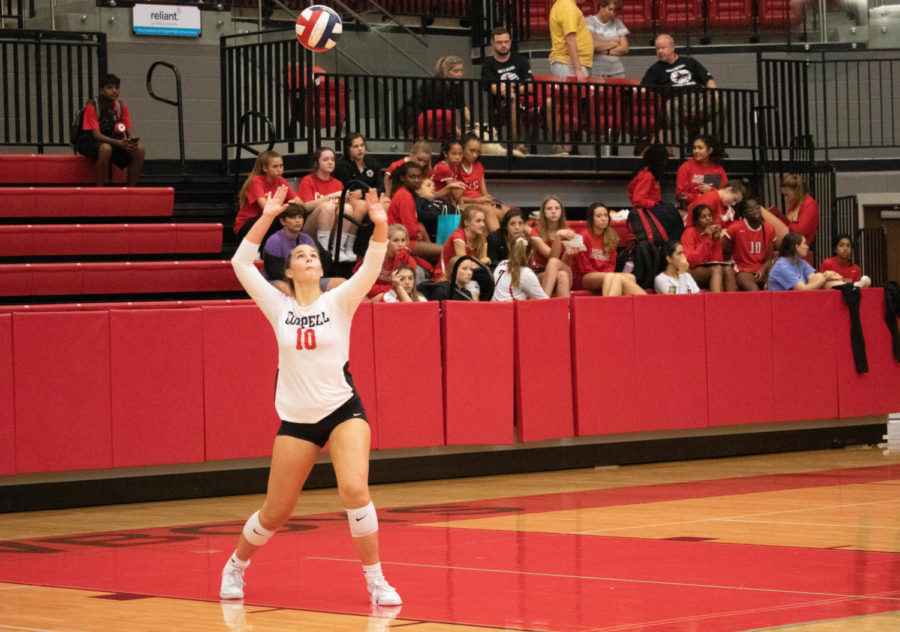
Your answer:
[232,236,386,423]
[383,289,427,302]
[585,15,628,77]
[654,271,700,295]
[492,261,550,301]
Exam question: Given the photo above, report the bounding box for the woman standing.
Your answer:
[223,186,401,607]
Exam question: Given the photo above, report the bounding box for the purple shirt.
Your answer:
[262,229,316,281]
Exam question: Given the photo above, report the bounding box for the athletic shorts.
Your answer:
[277,392,367,447]
[75,134,132,169]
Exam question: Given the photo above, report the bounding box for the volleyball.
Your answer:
[295,5,342,52]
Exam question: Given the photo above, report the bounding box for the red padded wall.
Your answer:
[515,298,575,442]
[443,301,514,445]
[202,306,280,461]
[13,311,112,473]
[771,291,840,422]
[372,302,444,450]
[349,303,380,447]
[705,292,776,426]
[633,294,709,430]
[836,288,900,417]
[0,315,14,475]
[109,309,205,467]
[571,296,638,435]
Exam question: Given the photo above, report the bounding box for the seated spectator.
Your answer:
[414,177,453,242]
[234,150,301,242]
[587,0,629,80]
[334,133,383,197]
[573,203,646,296]
[722,198,776,291]
[530,195,574,298]
[762,173,819,265]
[455,133,514,233]
[487,207,528,267]
[655,240,701,294]
[387,161,442,264]
[676,135,727,209]
[261,203,343,294]
[435,206,490,281]
[492,237,549,301]
[688,178,746,229]
[414,56,471,138]
[431,138,467,205]
[74,72,145,187]
[819,234,871,288]
[357,223,418,301]
[481,26,534,157]
[681,204,736,292]
[383,264,428,302]
[384,139,433,197]
[768,231,844,291]
[446,255,480,301]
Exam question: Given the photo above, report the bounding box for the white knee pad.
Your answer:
[242,510,275,546]
[346,501,379,538]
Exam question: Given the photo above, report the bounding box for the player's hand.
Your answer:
[557,229,576,241]
[262,185,289,217]
[366,188,387,226]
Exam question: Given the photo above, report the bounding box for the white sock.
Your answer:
[363,562,384,585]
[317,230,331,251]
[342,233,356,252]
[228,551,250,569]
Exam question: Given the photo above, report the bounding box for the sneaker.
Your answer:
[220,563,246,600]
[512,148,527,158]
[551,144,570,156]
[340,247,357,263]
[368,578,402,606]
[854,275,872,289]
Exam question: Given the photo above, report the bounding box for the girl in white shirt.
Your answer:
[383,264,428,302]
[655,240,701,294]
[222,186,401,608]
[493,236,549,301]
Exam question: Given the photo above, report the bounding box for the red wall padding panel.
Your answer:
[13,311,113,473]
[571,296,638,435]
[443,301,515,445]
[633,294,709,430]
[202,306,280,461]
[705,292,776,426]
[109,309,205,467]
[349,303,380,447]
[0,315,14,475]
[515,297,575,442]
[836,288,900,417]
[372,302,444,449]
[771,290,841,422]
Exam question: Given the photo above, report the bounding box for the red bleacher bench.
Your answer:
[0,154,127,185]
[0,299,253,313]
[0,187,174,218]
[0,223,222,256]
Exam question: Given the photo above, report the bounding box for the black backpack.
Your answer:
[71,98,122,150]
[618,208,669,289]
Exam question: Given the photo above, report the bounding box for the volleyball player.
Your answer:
[222,185,402,607]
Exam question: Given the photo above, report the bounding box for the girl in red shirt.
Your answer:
[530,195,574,298]
[384,139,434,197]
[628,143,667,209]
[819,234,871,287]
[356,223,418,300]
[574,203,646,296]
[435,205,489,281]
[387,162,443,264]
[676,135,727,208]
[431,138,467,204]
[770,173,819,266]
[681,204,736,292]
[234,150,301,241]
[456,134,512,233]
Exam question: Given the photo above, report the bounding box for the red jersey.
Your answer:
[681,225,724,267]
[387,187,420,250]
[457,161,485,199]
[352,247,417,297]
[627,168,661,209]
[819,256,861,283]
[81,100,132,132]
[386,157,431,180]
[529,224,557,271]
[787,195,819,264]
[432,160,458,193]
[725,219,775,274]
[436,227,478,281]
[676,160,727,205]
[234,175,299,234]
[573,229,616,288]
[298,172,343,202]
[688,189,734,228]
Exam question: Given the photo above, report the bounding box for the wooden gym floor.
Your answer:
[1,448,899,631]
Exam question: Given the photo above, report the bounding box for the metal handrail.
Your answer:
[232,110,276,193]
[146,61,186,175]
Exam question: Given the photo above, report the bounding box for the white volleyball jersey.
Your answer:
[232,237,386,423]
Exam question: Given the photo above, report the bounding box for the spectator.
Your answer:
[676,135,727,208]
[768,232,843,291]
[549,0,593,80]
[487,207,528,267]
[384,139,433,197]
[655,240,701,294]
[763,174,819,265]
[481,26,534,158]
[492,237,549,301]
[573,203,646,296]
[234,150,301,242]
[587,0,629,80]
[435,206,490,281]
[334,133,383,197]
[819,234,871,288]
[722,198,776,291]
[262,203,343,295]
[530,195,574,298]
[431,138,467,204]
[74,72,145,187]
[387,162,442,264]
[456,134,514,233]
[681,203,736,292]
[414,177,453,243]
[630,143,684,241]
[447,255,480,301]
[414,56,471,138]
[356,223,417,301]
[384,264,428,302]
[688,178,746,229]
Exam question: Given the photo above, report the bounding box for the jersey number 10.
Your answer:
[296,328,318,350]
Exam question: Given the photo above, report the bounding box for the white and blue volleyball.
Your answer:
[295,5,342,52]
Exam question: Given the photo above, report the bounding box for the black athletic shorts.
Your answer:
[76,134,132,169]
[277,392,367,447]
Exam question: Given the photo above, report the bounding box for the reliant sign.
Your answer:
[133,4,201,37]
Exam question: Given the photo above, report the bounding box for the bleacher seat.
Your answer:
[659,0,703,32]
[0,224,222,257]
[0,187,174,218]
[759,0,803,26]
[0,299,252,313]
[618,0,655,33]
[0,154,127,185]
[708,0,754,29]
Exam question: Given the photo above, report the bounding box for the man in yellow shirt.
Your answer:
[549,0,593,80]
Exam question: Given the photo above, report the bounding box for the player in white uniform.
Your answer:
[222,186,401,608]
